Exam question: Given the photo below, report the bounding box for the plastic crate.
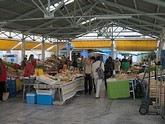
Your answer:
[7,78,16,98]
[26,92,36,104]
[36,90,55,105]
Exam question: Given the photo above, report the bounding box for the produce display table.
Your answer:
[56,77,84,104]
[107,78,130,99]
[34,76,84,104]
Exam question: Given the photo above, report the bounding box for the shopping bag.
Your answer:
[3,92,9,101]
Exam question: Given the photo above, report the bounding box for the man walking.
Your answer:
[92,56,104,98]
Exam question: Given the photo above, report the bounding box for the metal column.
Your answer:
[67,41,71,58]
[56,40,60,57]
[21,34,25,60]
[111,39,115,59]
[41,37,45,61]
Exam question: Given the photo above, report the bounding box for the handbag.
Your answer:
[3,92,9,101]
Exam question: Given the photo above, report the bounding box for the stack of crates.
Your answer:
[159,85,165,106]
[7,78,16,97]
[149,79,158,98]
[150,78,165,106]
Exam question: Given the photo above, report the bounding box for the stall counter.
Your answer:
[107,78,130,99]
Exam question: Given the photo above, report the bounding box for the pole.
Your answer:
[41,37,45,61]
[21,34,25,60]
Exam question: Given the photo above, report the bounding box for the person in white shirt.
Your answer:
[92,56,105,98]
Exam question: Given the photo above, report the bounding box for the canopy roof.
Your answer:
[0,0,164,40]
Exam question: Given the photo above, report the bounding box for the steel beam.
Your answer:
[143,0,165,8]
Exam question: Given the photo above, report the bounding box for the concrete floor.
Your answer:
[0,89,164,124]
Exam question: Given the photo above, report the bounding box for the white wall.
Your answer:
[0,50,52,64]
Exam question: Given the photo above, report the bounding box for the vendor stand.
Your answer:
[57,77,84,103]
[107,73,138,99]
[107,78,130,99]
[34,74,84,104]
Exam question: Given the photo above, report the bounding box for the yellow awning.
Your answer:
[115,40,157,51]
[48,44,65,52]
[12,42,57,51]
[0,39,20,51]
[13,42,40,50]
[72,40,112,49]
[0,39,158,52]
[32,43,54,50]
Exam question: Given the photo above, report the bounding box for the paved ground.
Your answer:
[0,89,164,124]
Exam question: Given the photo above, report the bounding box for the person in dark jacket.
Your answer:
[72,58,78,68]
[0,58,7,102]
[104,56,114,90]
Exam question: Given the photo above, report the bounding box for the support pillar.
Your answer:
[41,37,45,61]
[111,39,115,59]
[159,30,165,50]
[70,50,72,61]
[67,41,71,59]
[56,40,60,57]
[21,34,25,60]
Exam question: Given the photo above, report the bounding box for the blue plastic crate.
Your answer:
[7,78,16,84]
[7,79,16,89]
[26,92,36,104]
[37,93,54,105]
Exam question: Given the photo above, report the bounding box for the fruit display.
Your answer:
[2,60,22,78]
[7,66,23,77]
[56,69,83,82]
[36,55,61,74]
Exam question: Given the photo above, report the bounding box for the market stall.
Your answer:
[35,75,84,104]
[107,78,130,99]
[58,77,84,103]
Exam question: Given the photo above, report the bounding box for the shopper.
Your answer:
[21,57,27,69]
[28,54,36,68]
[0,58,7,102]
[23,60,34,77]
[104,56,114,90]
[79,56,84,72]
[122,55,127,62]
[114,58,121,74]
[72,58,78,68]
[128,56,133,65]
[84,58,92,94]
[90,56,96,93]
[92,56,104,98]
